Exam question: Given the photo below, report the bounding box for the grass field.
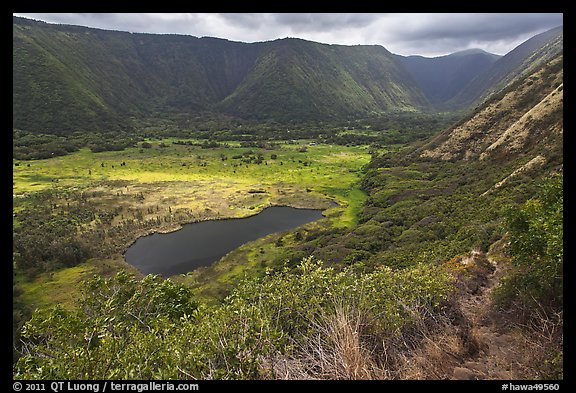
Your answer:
[14,139,373,306]
[14,140,371,224]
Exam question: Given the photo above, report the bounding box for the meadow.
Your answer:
[13,139,373,307]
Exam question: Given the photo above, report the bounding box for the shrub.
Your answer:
[16,272,198,379]
[16,258,453,379]
[494,174,563,313]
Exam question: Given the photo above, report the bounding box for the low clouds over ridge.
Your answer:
[13,13,562,57]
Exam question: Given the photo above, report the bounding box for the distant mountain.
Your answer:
[12,16,564,135]
[419,52,563,164]
[449,26,563,109]
[12,17,428,133]
[218,38,429,122]
[396,49,501,106]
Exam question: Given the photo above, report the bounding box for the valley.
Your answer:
[12,15,562,381]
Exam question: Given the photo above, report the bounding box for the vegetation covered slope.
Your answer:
[15,259,454,379]
[258,54,562,279]
[13,21,131,133]
[397,49,500,106]
[13,17,563,134]
[13,17,262,133]
[449,26,563,109]
[419,52,563,163]
[219,39,429,122]
[13,17,428,132]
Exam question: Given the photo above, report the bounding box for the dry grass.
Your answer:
[396,330,463,379]
[269,304,387,379]
[391,296,480,379]
[265,299,472,380]
[263,246,562,381]
[501,306,564,379]
[311,306,381,379]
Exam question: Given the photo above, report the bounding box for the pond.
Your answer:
[124,206,324,276]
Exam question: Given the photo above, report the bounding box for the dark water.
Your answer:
[124,206,324,277]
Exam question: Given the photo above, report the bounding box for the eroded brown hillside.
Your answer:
[419,54,563,162]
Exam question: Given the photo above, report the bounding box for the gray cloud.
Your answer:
[217,13,271,29]
[271,13,380,32]
[395,13,561,41]
[13,13,563,57]
[375,13,563,55]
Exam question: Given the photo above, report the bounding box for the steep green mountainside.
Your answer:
[13,21,132,133]
[13,17,428,133]
[450,25,563,109]
[219,39,429,122]
[13,17,563,135]
[397,49,501,106]
[13,17,262,133]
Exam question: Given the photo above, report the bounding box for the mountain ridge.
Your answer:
[13,17,430,132]
[419,52,563,163]
[449,25,563,109]
[13,16,563,134]
[396,50,501,106]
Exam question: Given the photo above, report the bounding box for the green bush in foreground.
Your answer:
[15,258,453,379]
[495,174,563,313]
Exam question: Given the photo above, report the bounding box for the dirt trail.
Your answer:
[450,251,526,380]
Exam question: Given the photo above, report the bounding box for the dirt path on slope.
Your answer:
[449,250,528,380]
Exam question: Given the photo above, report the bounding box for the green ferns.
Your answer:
[16,258,452,379]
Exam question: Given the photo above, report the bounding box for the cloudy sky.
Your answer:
[13,13,563,57]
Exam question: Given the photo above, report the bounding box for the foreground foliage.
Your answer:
[495,174,563,314]
[15,258,452,379]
